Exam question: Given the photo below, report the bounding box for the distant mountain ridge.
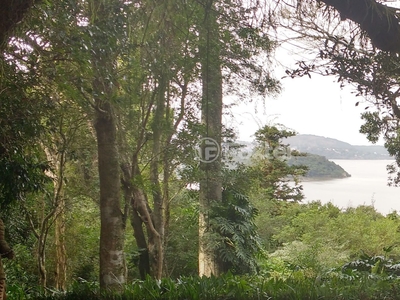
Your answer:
[284,134,391,160]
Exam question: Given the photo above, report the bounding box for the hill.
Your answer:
[284,134,390,159]
[228,140,352,179]
[288,153,351,179]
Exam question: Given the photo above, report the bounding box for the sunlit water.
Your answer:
[301,160,399,215]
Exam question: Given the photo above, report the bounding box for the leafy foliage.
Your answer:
[250,125,308,202]
[210,188,263,275]
[5,0,400,297]
[0,51,51,207]
[164,191,199,278]
[264,201,400,277]
[341,251,400,279]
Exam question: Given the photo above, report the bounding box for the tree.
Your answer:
[0,1,51,212]
[198,0,224,277]
[250,125,307,202]
[1,0,282,285]
[247,125,308,254]
[116,0,203,279]
[0,32,51,209]
[0,0,38,48]
[20,0,131,289]
[197,0,280,277]
[87,0,127,289]
[0,0,103,289]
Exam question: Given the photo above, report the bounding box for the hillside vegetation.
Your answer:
[231,140,352,180]
[21,201,400,300]
[288,153,351,179]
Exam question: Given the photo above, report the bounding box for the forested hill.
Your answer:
[288,153,351,179]
[284,134,391,159]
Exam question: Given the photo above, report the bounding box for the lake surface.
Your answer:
[301,160,400,215]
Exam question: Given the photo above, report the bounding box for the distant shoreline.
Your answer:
[300,176,351,182]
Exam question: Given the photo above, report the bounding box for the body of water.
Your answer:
[301,160,399,215]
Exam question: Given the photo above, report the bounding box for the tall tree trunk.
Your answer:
[162,81,187,275]
[198,0,223,277]
[90,0,126,290]
[38,245,46,287]
[94,103,126,289]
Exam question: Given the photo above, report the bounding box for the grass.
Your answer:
[7,272,400,300]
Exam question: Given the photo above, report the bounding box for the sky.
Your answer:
[222,1,400,147]
[227,73,375,146]
[224,22,386,147]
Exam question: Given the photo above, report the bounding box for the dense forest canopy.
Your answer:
[1,0,400,298]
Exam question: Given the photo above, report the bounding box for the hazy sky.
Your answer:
[223,26,385,147]
[222,0,400,147]
[227,74,375,146]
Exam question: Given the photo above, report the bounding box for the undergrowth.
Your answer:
[8,272,400,300]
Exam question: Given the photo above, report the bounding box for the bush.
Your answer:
[19,273,400,300]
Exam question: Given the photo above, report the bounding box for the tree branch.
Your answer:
[318,0,400,52]
[0,0,39,48]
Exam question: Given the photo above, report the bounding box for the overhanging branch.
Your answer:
[318,0,400,52]
[0,0,38,48]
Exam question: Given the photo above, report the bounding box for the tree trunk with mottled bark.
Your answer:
[94,105,126,289]
[198,0,223,277]
[90,0,126,290]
